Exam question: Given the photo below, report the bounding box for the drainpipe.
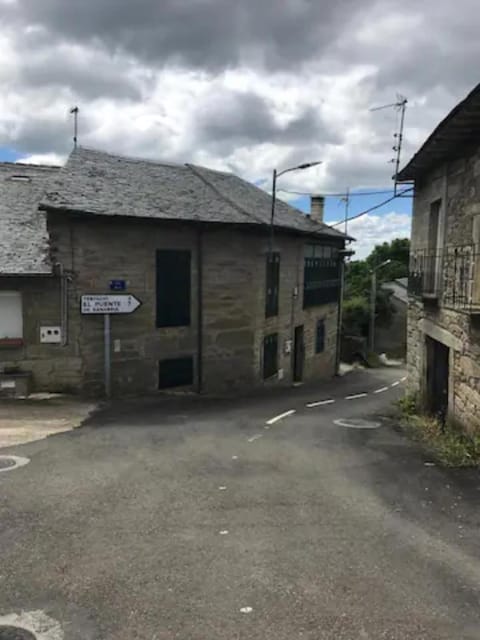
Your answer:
[55,262,69,346]
[196,228,203,393]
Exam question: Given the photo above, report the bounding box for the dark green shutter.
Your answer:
[263,333,278,379]
[265,253,280,317]
[158,357,194,389]
[156,250,191,327]
[315,319,325,353]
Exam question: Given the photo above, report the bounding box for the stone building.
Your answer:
[0,147,348,397]
[398,83,480,432]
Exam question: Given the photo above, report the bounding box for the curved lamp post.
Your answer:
[269,161,322,251]
[369,259,392,353]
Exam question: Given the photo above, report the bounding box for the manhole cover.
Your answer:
[0,627,36,640]
[334,418,381,429]
[0,458,16,471]
[0,456,30,473]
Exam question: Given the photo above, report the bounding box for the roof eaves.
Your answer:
[398,83,480,181]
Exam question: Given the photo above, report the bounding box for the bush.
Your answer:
[398,396,480,467]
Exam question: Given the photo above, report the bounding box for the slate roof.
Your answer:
[398,83,480,181]
[0,163,60,275]
[41,147,347,241]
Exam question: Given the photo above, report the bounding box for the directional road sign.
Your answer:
[81,294,142,315]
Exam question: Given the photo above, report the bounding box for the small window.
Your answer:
[0,292,23,341]
[265,252,280,317]
[263,333,278,379]
[8,175,31,183]
[156,250,191,327]
[159,356,194,389]
[315,319,325,353]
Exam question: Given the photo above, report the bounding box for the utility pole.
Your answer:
[369,259,392,353]
[344,187,350,235]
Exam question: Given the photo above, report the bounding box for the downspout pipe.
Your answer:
[197,228,203,393]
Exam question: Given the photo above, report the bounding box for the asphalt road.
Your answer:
[1,367,480,639]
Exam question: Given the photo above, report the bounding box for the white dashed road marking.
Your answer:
[231,456,238,460]
[306,399,335,408]
[266,409,296,425]
[219,530,229,535]
[391,381,400,387]
[345,393,368,400]
[400,376,407,382]
[374,387,389,394]
[240,607,253,614]
[219,486,227,491]
[247,434,263,443]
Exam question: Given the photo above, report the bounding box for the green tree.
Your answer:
[342,237,409,338]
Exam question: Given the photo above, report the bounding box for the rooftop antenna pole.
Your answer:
[393,97,407,195]
[370,94,408,196]
[70,106,79,149]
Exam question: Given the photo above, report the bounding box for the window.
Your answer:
[303,252,341,308]
[0,292,23,342]
[158,357,194,389]
[315,319,325,353]
[156,250,191,327]
[263,333,278,379]
[265,252,280,317]
[429,200,441,250]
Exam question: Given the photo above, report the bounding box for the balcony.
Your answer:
[408,246,480,313]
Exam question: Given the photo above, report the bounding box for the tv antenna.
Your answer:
[370,94,408,195]
[70,106,79,149]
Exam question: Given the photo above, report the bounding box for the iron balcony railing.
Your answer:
[409,245,480,312]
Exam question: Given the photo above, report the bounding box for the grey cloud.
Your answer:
[8,0,363,71]
[7,117,94,155]
[19,53,143,101]
[194,90,341,154]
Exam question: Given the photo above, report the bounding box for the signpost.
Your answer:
[81,294,142,398]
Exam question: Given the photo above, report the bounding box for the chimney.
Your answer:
[310,195,325,224]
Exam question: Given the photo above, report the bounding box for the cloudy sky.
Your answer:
[1,0,479,257]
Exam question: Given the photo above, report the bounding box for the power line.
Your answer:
[277,187,401,197]
[330,187,414,227]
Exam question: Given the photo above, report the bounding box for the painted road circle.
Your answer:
[0,627,37,640]
[0,456,30,473]
[334,418,381,429]
[0,458,16,471]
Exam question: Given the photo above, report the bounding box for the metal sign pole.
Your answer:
[104,313,111,398]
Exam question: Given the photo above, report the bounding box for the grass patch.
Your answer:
[398,394,480,467]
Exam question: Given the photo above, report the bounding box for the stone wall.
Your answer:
[252,232,338,387]
[7,212,341,397]
[0,275,82,392]
[408,142,480,433]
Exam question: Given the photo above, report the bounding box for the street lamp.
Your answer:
[269,161,322,251]
[369,259,392,353]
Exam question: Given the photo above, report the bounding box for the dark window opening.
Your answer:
[263,333,278,379]
[156,249,191,327]
[265,252,280,317]
[315,319,325,353]
[158,356,194,389]
[303,254,341,308]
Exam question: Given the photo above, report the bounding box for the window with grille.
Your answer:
[315,319,325,353]
[303,251,341,308]
[263,333,278,379]
[156,250,191,327]
[265,252,280,317]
